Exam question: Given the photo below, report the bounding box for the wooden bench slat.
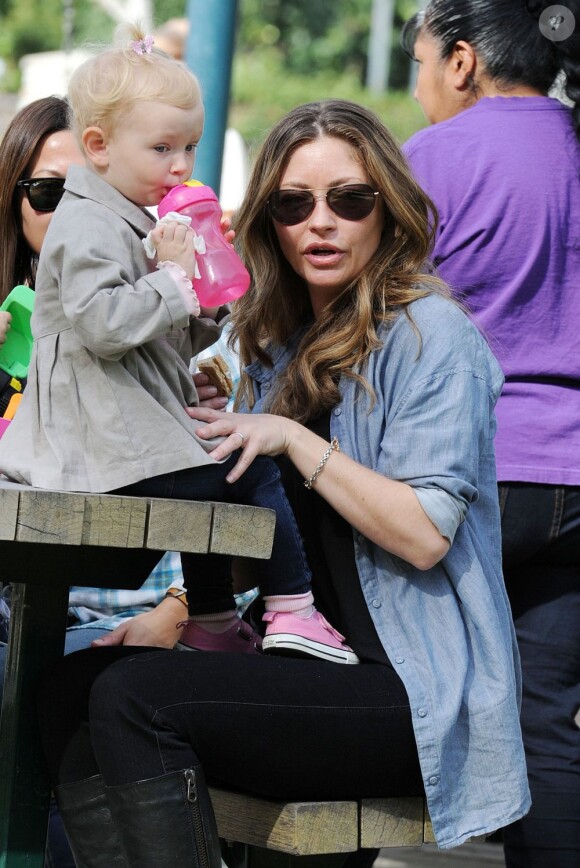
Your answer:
[423,809,436,844]
[146,499,212,553]
[211,502,276,559]
[359,797,426,848]
[82,495,148,548]
[0,486,19,539]
[210,789,440,855]
[0,480,275,559]
[210,788,359,856]
[16,490,86,546]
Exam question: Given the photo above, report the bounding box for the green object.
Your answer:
[0,285,34,380]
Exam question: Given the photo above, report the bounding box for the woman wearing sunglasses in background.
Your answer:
[0,97,82,333]
[39,99,529,866]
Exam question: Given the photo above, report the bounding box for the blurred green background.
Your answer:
[0,0,427,148]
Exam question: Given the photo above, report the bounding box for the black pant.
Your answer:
[113,454,312,615]
[499,484,580,868]
[39,647,423,802]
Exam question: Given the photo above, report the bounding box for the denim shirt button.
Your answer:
[333,408,342,416]
[371,599,381,609]
[428,776,439,786]
[263,383,270,392]
[417,707,428,718]
[357,534,365,545]
[395,656,404,664]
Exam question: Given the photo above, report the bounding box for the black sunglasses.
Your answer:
[16,177,66,212]
[269,184,380,226]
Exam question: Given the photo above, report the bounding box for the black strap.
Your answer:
[0,371,26,417]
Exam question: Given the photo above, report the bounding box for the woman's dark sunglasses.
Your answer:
[269,184,380,226]
[16,177,66,212]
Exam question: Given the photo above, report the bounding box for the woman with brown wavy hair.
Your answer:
[232,99,443,424]
[38,99,529,866]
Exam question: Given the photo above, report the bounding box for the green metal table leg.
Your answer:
[0,581,69,868]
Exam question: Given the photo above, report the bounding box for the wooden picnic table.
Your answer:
[0,478,275,868]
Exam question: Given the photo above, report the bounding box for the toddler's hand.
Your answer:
[0,312,12,347]
[152,221,197,279]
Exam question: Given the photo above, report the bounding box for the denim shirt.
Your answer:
[245,293,531,848]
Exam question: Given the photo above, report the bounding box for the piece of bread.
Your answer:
[197,354,234,398]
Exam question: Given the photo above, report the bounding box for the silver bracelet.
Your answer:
[303,437,340,489]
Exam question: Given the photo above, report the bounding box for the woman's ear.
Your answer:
[82,127,109,168]
[448,40,478,90]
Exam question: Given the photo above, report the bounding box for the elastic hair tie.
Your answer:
[130,36,154,55]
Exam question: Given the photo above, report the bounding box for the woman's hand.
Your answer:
[186,405,299,482]
[220,214,235,244]
[90,596,186,649]
[193,371,229,409]
[0,312,11,347]
[189,406,448,569]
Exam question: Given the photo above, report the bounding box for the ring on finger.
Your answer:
[233,431,246,447]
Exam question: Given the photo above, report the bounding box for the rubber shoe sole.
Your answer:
[262,632,359,664]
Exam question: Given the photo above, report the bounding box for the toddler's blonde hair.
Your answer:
[68,23,202,145]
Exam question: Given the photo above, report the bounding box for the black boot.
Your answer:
[53,774,128,867]
[105,766,222,867]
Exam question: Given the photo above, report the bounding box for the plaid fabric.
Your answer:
[68,555,259,633]
[67,551,184,632]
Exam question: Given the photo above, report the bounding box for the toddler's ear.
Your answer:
[82,127,109,168]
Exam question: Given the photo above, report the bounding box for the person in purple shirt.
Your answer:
[401,2,580,867]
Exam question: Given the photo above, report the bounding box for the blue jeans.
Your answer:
[499,483,580,868]
[113,454,312,614]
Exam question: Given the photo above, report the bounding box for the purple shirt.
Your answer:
[405,96,580,484]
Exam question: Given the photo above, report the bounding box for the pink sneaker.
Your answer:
[177,619,262,654]
[261,610,359,664]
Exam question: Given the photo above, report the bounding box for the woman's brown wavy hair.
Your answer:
[232,99,446,423]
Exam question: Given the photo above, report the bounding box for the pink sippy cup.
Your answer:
[157,180,251,307]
